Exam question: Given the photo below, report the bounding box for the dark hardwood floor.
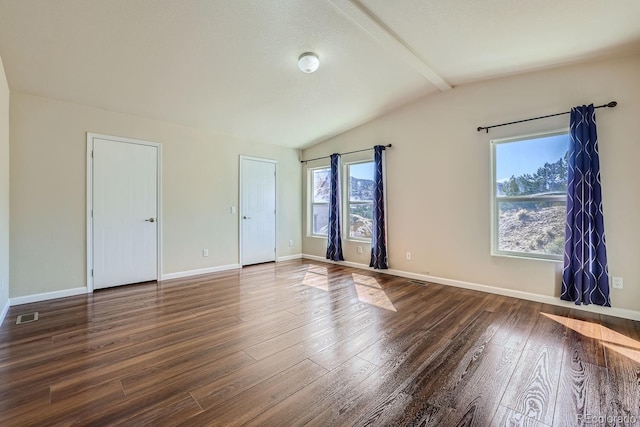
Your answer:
[1,260,639,426]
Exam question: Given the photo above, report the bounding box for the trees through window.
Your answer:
[347,161,374,240]
[310,167,330,236]
[492,131,569,260]
[308,161,377,240]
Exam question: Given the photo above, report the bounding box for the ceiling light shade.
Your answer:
[298,52,319,73]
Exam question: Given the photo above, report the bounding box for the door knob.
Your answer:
[243,216,251,219]
[145,218,156,222]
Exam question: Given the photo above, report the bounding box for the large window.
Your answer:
[346,161,374,240]
[491,130,569,260]
[310,167,330,236]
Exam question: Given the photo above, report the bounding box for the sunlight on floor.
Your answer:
[300,267,396,312]
[352,273,381,289]
[307,265,328,276]
[542,313,640,364]
[352,273,396,312]
[302,271,328,292]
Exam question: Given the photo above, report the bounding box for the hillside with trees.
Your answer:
[498,154,568,197]
[497,153,568,256]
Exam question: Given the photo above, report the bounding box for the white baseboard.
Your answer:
[161,264,241,281]
[301,254,640,321]
[10,287,88,307]
[0,298,9,325]
[277,254,302,262]
[7,264,241,307]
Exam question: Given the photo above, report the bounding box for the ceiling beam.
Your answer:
[328,0,452,91]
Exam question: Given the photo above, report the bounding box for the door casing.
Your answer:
[86,133,163,292]
[239,156,277,266]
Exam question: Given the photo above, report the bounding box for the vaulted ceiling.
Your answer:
[0,0,639,148]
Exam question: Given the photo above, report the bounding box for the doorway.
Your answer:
[87,133,161,290]
[240,156,276,266]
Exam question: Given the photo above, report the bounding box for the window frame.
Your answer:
[308,166,331,238]
[344,160,375,242]
[490,129,569,261]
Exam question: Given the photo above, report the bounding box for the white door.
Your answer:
[241,157,276,266]
[92,137,159,289]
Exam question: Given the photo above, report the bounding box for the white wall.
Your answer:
[0,55,9,318]
[302,54,640,313]
[9,93,302,298]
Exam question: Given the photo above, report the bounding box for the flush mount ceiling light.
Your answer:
[298,52,319,73]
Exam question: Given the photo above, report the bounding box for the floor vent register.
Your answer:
[16,312,39,325]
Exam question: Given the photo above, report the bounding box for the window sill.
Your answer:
[491,252,563,263]
[307,234,327,240]
[346,238,371,244]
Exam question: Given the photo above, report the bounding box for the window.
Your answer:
[491,130,569,260]
[310,167,330,236]
[346,161,374,240]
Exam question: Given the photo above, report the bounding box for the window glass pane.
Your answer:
[349,162,374,202]
[312,204,329,235]
[495,134,569,197]
[497,200,565,256]
[349,202,373,238]
[313,169,330,203]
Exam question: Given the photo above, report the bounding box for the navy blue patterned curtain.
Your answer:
[561,104,610,307]
[326,153,344,261]
[369,145,388,269]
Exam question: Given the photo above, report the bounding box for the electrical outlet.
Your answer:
[203,249,209,257]
[289,240,293,247]
[406,252,411,260]
[612,276,623,289]
[357,246,363,254]
[230,206,237,214]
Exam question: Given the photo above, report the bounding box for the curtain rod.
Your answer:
[300,144,392,163]
[476,101,617,133]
